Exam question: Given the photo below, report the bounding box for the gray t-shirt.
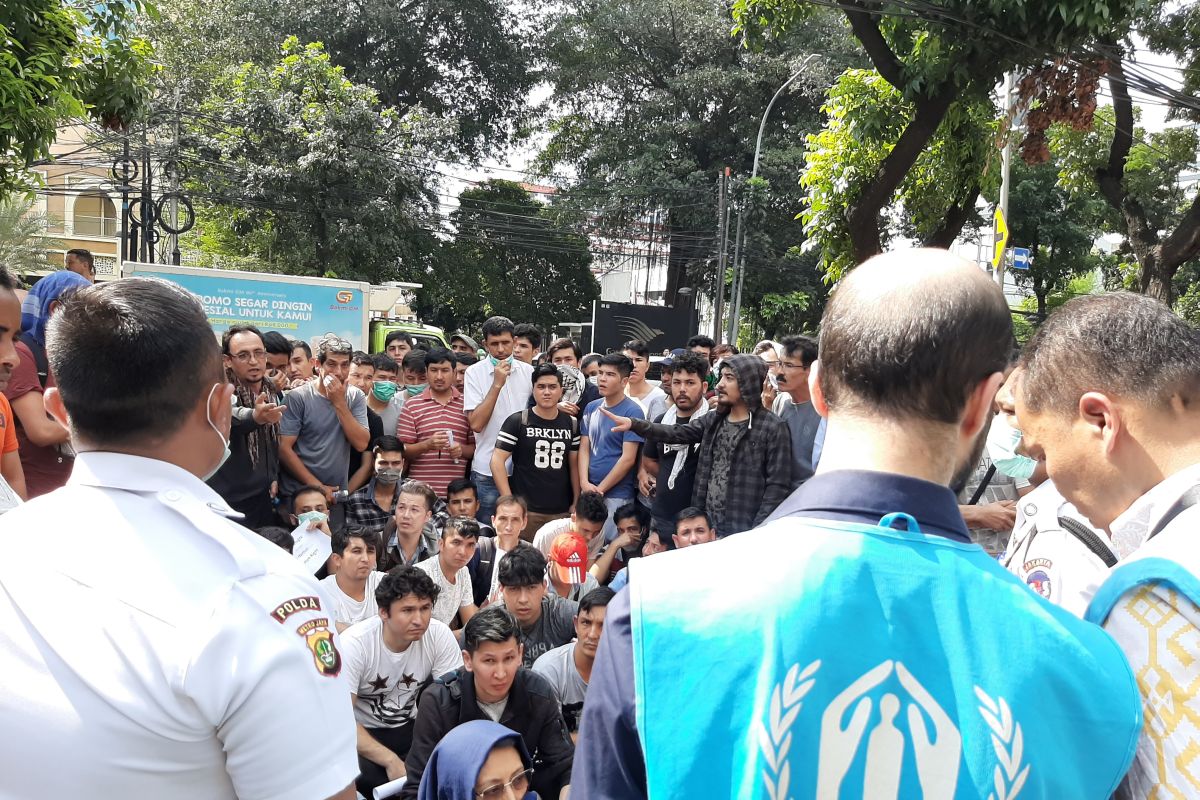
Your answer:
[706,418,749,529]
[773,395,822,484]
[377,395,405,439]
[532,642,588,733]
[279,381,368,494]
[505,596,578,668]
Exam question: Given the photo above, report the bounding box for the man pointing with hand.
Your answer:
[209,324,287,528]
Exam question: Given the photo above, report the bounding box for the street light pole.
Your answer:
[726,56,816,345]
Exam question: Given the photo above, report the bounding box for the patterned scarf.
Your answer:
[228,367,281,468]
[662,398,710,490]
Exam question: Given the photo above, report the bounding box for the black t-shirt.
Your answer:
[347,408,384,483]
[645,412,700,523]
[495,408,580,513]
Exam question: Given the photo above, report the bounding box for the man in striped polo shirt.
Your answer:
[398,348,475,499]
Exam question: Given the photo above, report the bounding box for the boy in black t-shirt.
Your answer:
[492,363,581,540]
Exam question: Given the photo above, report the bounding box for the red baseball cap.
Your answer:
[548,533,587,584]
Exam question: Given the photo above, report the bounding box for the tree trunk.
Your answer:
[924,182,981,249]
[1139,249,1173,304]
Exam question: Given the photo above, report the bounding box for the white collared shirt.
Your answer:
[0,452,358,800]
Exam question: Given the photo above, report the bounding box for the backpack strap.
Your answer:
[18,332,48,390]
[1147,485,1200,541]
[1058,516,1118,568]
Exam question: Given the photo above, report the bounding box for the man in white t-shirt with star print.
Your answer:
[341,566,462,797]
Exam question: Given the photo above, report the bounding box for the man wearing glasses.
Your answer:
[279,334,370,529]
[208,324,285,527]
[773,334,823,485]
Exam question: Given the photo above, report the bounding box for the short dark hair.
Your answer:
[443,516,481,541]
[262,330,292,356]
[687,335,715,350]
[399,480,437,512]
[462,605,521,654]
[578,587,616,616]
[455,352,478,367]
[385,330,413,348]
[1020,292,1200,415]
[713,344,738,358]
[0,267,15,292]
[575,491,608,524]
[373,354,399,374]
[65,248,94,269]
[481,316,516,340]
[598,352,633,378]
[402,351,427,374]
[498,545,546,588]
[424,346,454,369]
[669,351,709,379]
[581,353,602,372]
[255,525,294,554]
[495,494,527,515]
[781,335,818,368]
[290,339,312,359]
[47,278,220,447]
[676,506,712,527]
[546,337,582,361]
[819,264,1011,424]
[614,501,649,529]
[332,526,381,556]
[531,362,562,387]
[650,528,675,550]
[377,566,440,610]
[221,324,264,356]
[513,323,542,350]
[622,339,649,359]
[446,477,477,501]
[292,485,327,511]
[374,434,404,455]
[351,351,375,369]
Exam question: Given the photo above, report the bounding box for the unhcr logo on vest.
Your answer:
[758,660,1029,799]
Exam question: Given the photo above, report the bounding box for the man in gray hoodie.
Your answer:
[601,354,793,534]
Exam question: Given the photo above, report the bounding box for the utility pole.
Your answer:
[169,96,181,265]
[994,71,1015,293]
[643,210,657,304]
[140,125,152,264]
[727,56,816,344]
[119,135,130,265]
[712,168,729,338]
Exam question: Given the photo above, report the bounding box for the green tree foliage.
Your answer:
[0,199,60,275]
[1050,104,1200,302]
[733,0,1140,277]
[188,38,440,283]
[801,69,996,280]
[536,0,858,319]
[1005,158,1105,319]
[0,0,155,198]
[147,0,534,158]
[417,180,599,334]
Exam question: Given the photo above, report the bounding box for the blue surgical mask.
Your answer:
[202,384,231,481]
[986,414,1037,480]
[372,381,399,402]
[405,382,428,397]
[488,355,514,367]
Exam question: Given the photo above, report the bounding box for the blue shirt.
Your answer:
[580,397,644,499]
[571,470,972,797]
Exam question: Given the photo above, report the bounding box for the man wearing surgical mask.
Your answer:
[345,436,407,534]
[956,365,1037,554]
[0,278,359,799]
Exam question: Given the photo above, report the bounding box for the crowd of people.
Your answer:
[1,244,1198,799]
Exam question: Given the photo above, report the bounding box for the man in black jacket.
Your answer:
[400,606,573,799]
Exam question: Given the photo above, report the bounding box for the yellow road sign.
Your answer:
[992,208,1009,269]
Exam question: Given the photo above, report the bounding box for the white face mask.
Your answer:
[985,414,1037,481]
[202,384,231,482]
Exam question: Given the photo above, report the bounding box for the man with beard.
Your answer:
[603,353,792,535]
[638,351,709,537]
[573,250,1142,798]
[207,324,285,527]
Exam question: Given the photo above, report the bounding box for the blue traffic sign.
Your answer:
[1010,247,1032,270]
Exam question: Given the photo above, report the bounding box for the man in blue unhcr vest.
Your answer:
[572,249,1142,799]
[1012,293,1200,799]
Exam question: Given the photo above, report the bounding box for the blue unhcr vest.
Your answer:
[629,515,1141,799]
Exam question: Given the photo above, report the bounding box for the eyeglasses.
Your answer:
[476,768,533,799]
[781,361,807,370]
[230,349,266,363]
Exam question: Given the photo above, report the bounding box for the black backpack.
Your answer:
[18,333,49,390]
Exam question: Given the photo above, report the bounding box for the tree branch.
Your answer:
[1095,57,1134,213]
[841,1,905,88]
[1161,192,1200,269]
[924,180,980,248]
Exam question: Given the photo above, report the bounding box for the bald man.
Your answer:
[572,250,1142,799]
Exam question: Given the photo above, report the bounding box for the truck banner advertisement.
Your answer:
[125,264,370,350]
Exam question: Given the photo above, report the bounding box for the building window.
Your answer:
[73,192,117,238]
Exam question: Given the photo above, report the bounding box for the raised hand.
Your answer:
[252,392,285,425]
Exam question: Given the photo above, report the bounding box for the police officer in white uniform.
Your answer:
[0,278,358,799]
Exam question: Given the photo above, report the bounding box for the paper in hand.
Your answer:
[291,522,332,574]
